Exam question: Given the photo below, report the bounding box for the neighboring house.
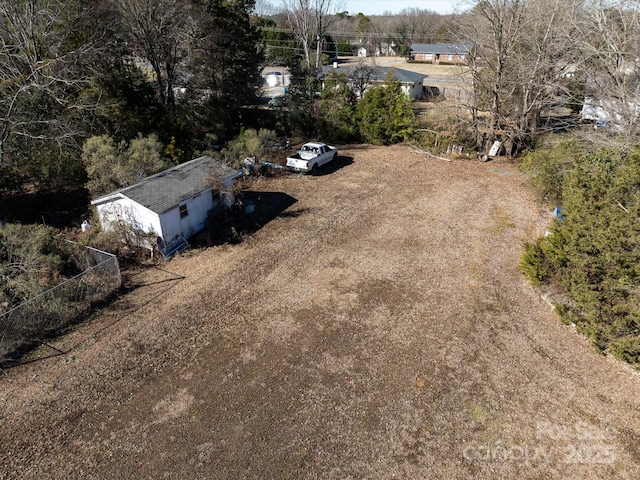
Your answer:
[581,95,639,131]
[261,68,292,88]
[173,71,193,99]
[410,43,472,64]
[91,156,241,250]
[348,41,396,58]
[376,42,397,57]
[321,65,427,100]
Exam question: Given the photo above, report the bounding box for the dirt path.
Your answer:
[2,145,640,479]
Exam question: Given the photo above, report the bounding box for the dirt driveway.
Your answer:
[2,145,640,479]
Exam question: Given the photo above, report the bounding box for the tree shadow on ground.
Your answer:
[0,188,91,227]
[0,266,185,369]
[308,155,354,176]
[191,191,298,248]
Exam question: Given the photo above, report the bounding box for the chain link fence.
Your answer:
[0,241,121,363]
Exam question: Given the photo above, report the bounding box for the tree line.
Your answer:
[455,0,640,155]
[499,1,640,366]
[262,0,640,158]
[3,0,640,196]
[0,0,427,201]
[0,0,263,197]
[521,137,640,366]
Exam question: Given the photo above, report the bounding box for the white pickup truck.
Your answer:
[286,142,338,173]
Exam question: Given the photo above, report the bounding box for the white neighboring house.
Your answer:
[321,65,427,100]
[581,96,639,132]
[91,156,241,250]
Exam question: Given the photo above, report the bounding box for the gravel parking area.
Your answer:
[2,145,640,479]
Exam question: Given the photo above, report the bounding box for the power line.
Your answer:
[258,26,454,42]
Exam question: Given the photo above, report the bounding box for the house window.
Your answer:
[459,54,465,61]
[179,204,189,218]
[447,54,453,61]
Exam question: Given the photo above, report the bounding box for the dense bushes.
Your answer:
[316,72,357,143]
[520,136,589,204]
[287,69,416,146]
[82,134,171,197]
[218,128,277,167]
[521,138,640,364]
[354,73,415,145]
[0,224,64,310]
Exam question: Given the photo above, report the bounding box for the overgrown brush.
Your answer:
[520,137,640,366]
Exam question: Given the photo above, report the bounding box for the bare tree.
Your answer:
[346,61,381,97]
[283,0,313,68]
[578,0,640,137]
[282,0,344,70]
[0,0,102,163]
[456,0,584,154]
[113,0,192,108]
[508,0,585,146]
[463,0,527,150]
[395,7,443,43]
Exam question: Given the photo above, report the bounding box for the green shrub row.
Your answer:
[521,138,640,366]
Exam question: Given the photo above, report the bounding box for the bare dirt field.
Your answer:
[2,145,640,479]
[365,56,469,77]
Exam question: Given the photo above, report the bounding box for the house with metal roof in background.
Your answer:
[91,156,241,255]
[321,65,427,100]
[410,43,473,65]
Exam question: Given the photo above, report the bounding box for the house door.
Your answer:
[435,54,440,63]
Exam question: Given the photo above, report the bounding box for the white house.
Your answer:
[321,65,427,100]
[91,156,241,250]
[384,67,427,100]
[581,95,639,131]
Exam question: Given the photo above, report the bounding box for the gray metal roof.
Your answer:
[410,43,473,55]
[93,156,240,214]
[382,67,426,84]
[322,66,426,84]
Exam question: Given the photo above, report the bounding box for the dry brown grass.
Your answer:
[2,146,640,479]
[343,56,471,78]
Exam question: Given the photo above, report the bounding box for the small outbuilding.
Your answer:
[91,156,241,250]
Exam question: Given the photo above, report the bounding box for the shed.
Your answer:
[91,156,241,249]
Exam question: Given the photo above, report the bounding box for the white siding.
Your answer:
[94,195,162,238]
[158,207,182,244]
[400,81,424,100]
[157,186,221,242]
[181,189,214,239]
[93,180,238,245]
